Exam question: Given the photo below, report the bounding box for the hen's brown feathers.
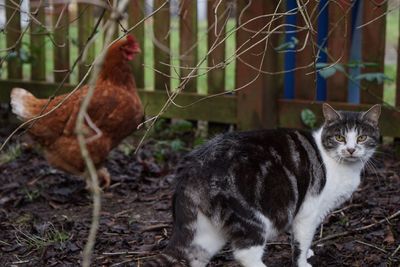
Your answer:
[10,35,143,180]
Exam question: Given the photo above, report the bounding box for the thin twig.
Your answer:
[355,240,388,253]
[313,210,400,245]
[77,1,129,267]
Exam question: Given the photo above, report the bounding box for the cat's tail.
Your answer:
[143,173,199,267]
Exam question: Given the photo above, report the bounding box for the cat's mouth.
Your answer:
[340,155,360,162]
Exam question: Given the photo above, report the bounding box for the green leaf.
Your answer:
[274,36,298,51]
[354,73,393,84]
[194,137,206,147]
[316,63,345,79]
[301,109,317,129]
[318,66,336,78]
[19,48,32,63]
[170,120,193,133]
[154,118,168,132]
[347,61,379,68]
[170,139,185,152]
[6,51,18,61]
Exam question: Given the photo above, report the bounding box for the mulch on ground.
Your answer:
[0,127,399,266]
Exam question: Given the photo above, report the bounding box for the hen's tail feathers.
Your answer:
[10,88,42,121]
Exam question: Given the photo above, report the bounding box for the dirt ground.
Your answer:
[0,123,399,267]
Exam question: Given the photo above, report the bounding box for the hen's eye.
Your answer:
[335,135,345,142]
[357,135,367,142]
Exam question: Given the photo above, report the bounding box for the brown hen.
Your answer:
[10,35,143,188]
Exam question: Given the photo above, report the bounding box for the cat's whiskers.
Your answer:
[364,157,381,183]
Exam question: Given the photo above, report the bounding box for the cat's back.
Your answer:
[176,128,323,184]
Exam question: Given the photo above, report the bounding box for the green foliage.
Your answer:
[316,61,393,87]
[152,119,194,163]
[15,223,70,250]
[275,36,299,51]
[354,73,393,84]
[0,143,22,165]
[153,119,194,139]
[346,61,378,68]
[118,141,136,156]
[316,62,345,79]
[19,47,33,63]
[194,136,206,147]
[339,216,349,226]
[383,64,396,106]
[301,109,317,129]
[154,139,187,163]
[170,120,193,134]
[5,42,33,64]
[23,187,41,202]
[169,139,185,152]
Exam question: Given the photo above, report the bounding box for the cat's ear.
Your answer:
[362,104,381,126]
[322,103,341,122]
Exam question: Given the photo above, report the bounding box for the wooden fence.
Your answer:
[0,0,399,137]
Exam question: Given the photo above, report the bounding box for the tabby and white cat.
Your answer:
[145,104,381,267]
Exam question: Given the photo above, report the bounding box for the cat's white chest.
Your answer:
[307,129,365,221]
[319,158,362,213]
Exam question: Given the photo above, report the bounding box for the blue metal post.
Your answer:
[347,0,362,104]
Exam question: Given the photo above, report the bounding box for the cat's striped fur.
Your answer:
[144,104,381,267]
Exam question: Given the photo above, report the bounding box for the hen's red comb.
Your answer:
[126,35,135,43]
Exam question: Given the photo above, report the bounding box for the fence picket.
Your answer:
[128,0,145,89]
[361,0,386,104]
[397,9,400,108]
[77,3,95,81]
[153,0,171,91]
[295,0,318,100]
[326,1,351,101]
[179,0,198,92]
[207,0,226,94]
[53,2,70,83]
[236,0,281,130]
[30,0,46,81]
[103,0,119,41]
[5,0,22,79]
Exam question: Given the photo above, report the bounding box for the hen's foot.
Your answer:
[84,167,111,191]
[98,167,111,189]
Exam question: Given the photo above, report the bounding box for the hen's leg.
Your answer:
[84,167,111,190]
[97,167,111,188]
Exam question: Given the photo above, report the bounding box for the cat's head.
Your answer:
[320,103,381,163]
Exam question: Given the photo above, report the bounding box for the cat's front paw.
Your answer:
[307,249,314,259]
[298,263,312,267]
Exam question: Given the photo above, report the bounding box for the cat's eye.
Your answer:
[357,135,367,142]
[335,135,345,142]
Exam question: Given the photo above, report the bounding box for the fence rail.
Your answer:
[0,0,399,136]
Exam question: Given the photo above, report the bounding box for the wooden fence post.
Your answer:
[236,0,282,130]
[128,0,145,89]
[30,0,46,81]
[78,3,95,81]
[179,0,198,92]
[53,2,70,83]
[207,0,230,134]
[395,7,400,157]
[5,0,22,79]
[361,0,386,104]
[153,0,171,91]
[326,1,352,102]
[295,0,318,100]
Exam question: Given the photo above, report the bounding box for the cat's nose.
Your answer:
[347,148,356,155]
